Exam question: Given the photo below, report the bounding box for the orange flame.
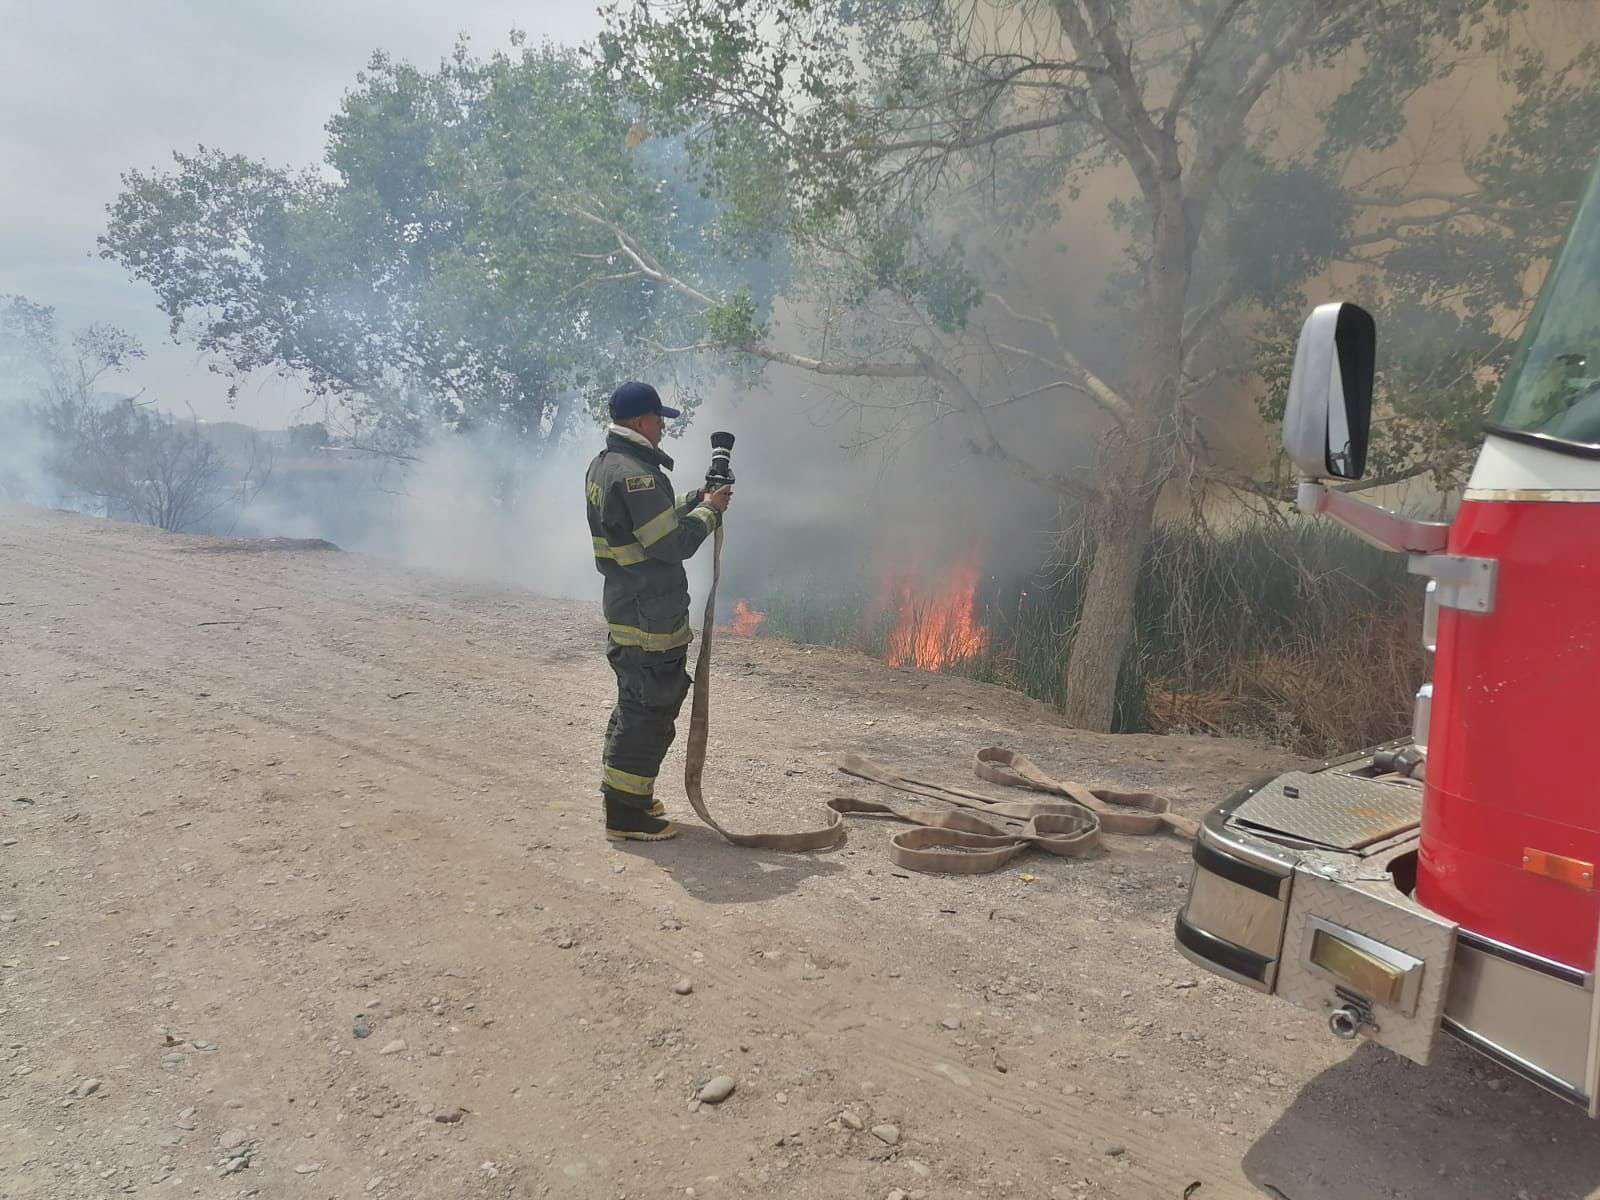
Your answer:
[719,599,766,636]
[883,558,990,670]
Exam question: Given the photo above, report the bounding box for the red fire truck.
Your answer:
[1176,157,1600,1108]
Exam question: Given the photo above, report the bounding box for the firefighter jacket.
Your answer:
[586,429,722,651]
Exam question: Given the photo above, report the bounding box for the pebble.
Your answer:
[871,1123,901,1146]
[224,1099,245,1110]
[888,1191,908,1200]
[70,1077,101,1098]
[178,1107,196,1120]
[940,1018,962,1031]
[218,1129,249,1151]
[840,1111,864,1131]
[159,1053,185,1070]
[433,1106,466,1124]
[673,979,694,996]
[378,1039,407,1056]
[294,1163,322,1175]
[557,937,576,950]
[697,1075,736,1104]
[1105,1143,1127,1157]
[905,1159,931,1177]
[367,1177,384,1192]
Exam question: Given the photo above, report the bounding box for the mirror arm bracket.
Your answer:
[1297,481,1451,555]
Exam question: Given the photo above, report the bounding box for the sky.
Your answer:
[0,0,603,425]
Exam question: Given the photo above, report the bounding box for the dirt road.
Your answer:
[3,505,1599,1200]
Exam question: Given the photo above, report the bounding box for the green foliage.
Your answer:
[703,289,765,347]
[100,42,724,450]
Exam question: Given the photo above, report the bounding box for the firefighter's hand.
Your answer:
[702,485,733,513]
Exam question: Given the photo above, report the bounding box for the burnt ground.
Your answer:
[4,503,1600,1200]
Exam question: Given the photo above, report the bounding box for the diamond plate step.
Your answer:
[1228,771,1422,852]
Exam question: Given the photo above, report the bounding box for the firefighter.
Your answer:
[585,381,732,841]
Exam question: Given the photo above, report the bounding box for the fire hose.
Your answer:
[682,524,1196,874]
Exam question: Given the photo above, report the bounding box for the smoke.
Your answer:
[230,429,599,601]
[194,365,1069,634]
[0,400,61,508]
[682,369,1071,615]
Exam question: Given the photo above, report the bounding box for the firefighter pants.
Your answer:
[601,644,692,809]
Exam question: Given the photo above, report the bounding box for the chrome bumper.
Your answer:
[1177,745,1600,1110]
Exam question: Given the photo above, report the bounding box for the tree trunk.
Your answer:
[1059,182,1190,731]
[1060,496,1156,730]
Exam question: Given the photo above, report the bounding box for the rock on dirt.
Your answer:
[673,978,694,995]
[378,1038,406,1055]
[872,1123,901,1146]
[697,1076,737,1104]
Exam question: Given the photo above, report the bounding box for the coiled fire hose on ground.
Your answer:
[683,526,1195,873]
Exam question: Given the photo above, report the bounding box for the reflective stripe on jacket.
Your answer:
[585,431,721,650]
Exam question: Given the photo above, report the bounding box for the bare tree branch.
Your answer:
[1164,0,1250,133]
[1051,0,1166,200]
[986,291,1134,424]
[912,347,1099,503]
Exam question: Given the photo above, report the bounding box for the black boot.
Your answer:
[605,795,678,842]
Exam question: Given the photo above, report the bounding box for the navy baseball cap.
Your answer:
[609,381,681,421]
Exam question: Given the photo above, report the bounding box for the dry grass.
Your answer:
[753,514,1431,756]
[1146,597,1427,757]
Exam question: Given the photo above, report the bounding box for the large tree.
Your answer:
[100,39,741,457]
[588,0,1600,729]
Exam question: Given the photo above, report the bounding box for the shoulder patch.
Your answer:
[625,474,657,493]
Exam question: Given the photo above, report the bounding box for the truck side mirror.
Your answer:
[1283,302,1376,481]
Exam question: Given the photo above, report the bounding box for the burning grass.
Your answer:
[747,515,1427,756]
[718,599,767,636]
[881,556,990,670]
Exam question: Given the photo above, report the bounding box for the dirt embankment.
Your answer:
[4,504,1600,1200]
